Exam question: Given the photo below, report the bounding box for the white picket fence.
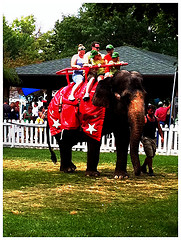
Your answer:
[3,120,179,155]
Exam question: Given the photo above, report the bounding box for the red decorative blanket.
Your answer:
[47,82,106,141]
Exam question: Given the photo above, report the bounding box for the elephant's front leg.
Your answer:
[85,137,101,177]
[114,125,130,179]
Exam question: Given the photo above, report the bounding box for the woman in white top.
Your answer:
[68,44,86,101]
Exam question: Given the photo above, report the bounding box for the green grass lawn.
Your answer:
[3,147,178,237]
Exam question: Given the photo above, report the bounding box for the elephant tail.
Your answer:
[46,121,57,164]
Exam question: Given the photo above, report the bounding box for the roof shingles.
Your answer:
[16,46,177,75]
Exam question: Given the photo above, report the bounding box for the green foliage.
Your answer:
[3,15,53,86]
[35,30,58,61]
[3,15,38,85]
[12,15,36,35]
[3,3,178,70]
[53,3,177,57]
[3,16,36,61]
[3,65,21,86]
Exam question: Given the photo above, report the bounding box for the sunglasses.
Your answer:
[78,47,86,51]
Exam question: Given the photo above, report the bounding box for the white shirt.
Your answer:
[32,106,39,117]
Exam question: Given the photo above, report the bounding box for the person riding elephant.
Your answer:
[47,70,146,178]
[68,44,86,101]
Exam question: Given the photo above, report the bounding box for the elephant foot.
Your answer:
[85,170,100,177]
[60,163,76,173]
[141,165,147,174]
[134,168,141,176]
[114,170,129,179]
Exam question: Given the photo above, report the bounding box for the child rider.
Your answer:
[83,50,105,101]
[107,52,123,77]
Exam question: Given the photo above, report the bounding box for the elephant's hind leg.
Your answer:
[59,141,76,173]
[55,131,77,173]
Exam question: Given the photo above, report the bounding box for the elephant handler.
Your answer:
[141,104,164,176]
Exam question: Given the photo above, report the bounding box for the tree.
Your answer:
[34,30,58,61]
[3,3,178,68]
[3,15,41,98]
[131,3,178,54]
[53,3,177,57]
[3,15,36,61]
[11,15,36,35]
[53,15,87,57]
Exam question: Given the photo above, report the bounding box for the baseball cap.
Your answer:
[106,44,114,50]
[90,50,99,58]
[94,43,100,48]
[158,101,163,106]
[112,52,119,58]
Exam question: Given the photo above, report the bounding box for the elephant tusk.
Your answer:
[114,92,121,100]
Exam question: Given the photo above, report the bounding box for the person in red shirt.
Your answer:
[104,44,114,63]
[104,44,114,77]
[155,101,171,126]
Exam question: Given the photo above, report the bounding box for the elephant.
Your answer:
[47,70,146,178]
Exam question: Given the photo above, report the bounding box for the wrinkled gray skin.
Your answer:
[92,70,146,178]
[48,70,146,179]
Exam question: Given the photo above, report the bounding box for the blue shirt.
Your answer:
[73,55,84,76]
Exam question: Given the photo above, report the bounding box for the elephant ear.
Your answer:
[92,77,112,108]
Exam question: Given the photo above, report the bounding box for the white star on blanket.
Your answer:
[86,123,97,135]
[52,119,61,129]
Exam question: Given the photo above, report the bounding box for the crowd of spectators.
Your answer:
[3,99,47,123]
[3,99,19,120]
[3,96,175,126]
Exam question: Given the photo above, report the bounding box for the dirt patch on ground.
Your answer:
[3,159,178,215]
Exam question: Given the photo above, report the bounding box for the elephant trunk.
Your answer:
[128,91,145,175]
